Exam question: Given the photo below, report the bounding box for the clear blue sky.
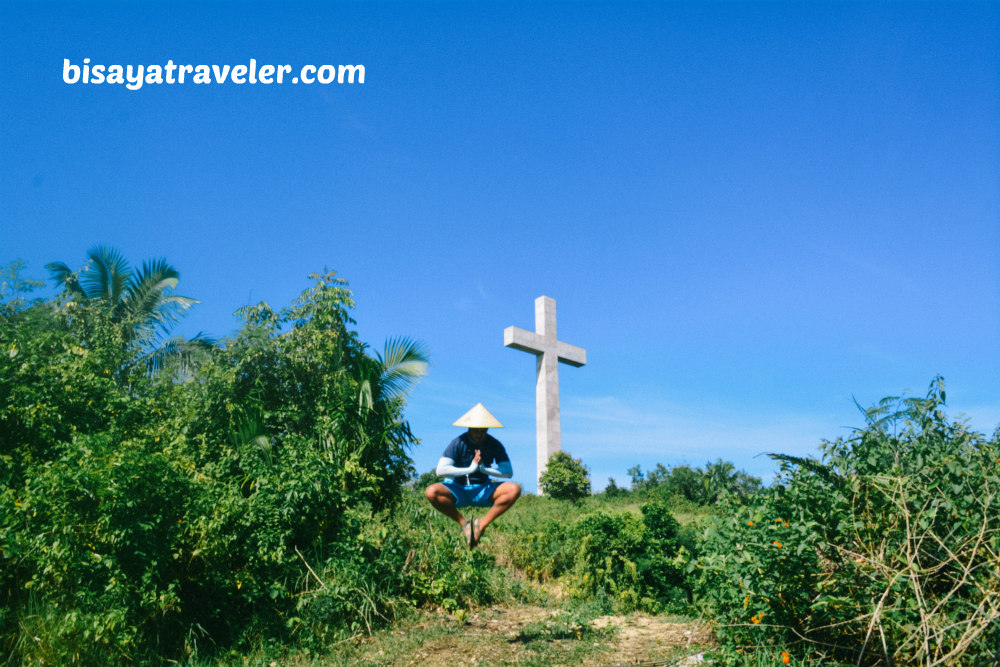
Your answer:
[3,1,998,492]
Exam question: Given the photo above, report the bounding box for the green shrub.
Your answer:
[1,264,427,665]
[697,378,1000,666]
[506,517,578,583]
[602,476,628,498]
[412,468,440,491]
[566,503,692,613]
[570,511,646,612]
[539,451,591,501]
[629,460,761,505]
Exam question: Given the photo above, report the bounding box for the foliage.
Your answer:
[697,377,1000,666]
[629,459,761,505]
[505,516,580,584]
[11,254,999,667]
[539,451,591,502]
[291,495,509,650]
[501,496,696,615]
[412,468,441,491]
[45,245,213,377]
[1,260,427,666]
[568,503,692,613]
[601,476,628,498]
[1,260,44,316]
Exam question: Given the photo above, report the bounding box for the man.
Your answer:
[424,403,521,547]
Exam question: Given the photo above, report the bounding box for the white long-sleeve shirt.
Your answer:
[436,456,513,480]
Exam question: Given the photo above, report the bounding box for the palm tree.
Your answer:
[703,459,737,504]
[46,245,214,375]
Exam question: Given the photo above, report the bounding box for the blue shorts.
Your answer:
[443,480,501,508]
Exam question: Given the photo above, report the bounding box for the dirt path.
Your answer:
[587,612,714,664]
[331,605,715,667]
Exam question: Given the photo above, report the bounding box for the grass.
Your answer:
[194,490,717,666]
[491,490,715,532]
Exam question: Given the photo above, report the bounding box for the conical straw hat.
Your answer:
[452,403,504,428]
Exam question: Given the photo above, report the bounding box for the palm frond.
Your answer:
[376,336,429,402]
[766,452,843,485]
[82,244,131,303]
[44,261,84,297]
[120,258,198,336]
[142,333,218,377]
[358,379,374,411]
[228,410,272,466]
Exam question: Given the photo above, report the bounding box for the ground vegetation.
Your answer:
[4,256,996,667]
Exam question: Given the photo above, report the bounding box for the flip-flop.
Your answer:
[462,521,474,548]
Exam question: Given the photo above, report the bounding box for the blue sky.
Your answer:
[2,1,998,492]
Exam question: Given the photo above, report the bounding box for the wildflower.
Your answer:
[783,522,789,527]
[773,541,783,548]
[748,521,754,526]
[781,651,790,663]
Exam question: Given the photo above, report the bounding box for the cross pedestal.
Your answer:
[504,296,586,492]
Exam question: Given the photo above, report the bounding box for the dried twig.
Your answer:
[294,545,327,590]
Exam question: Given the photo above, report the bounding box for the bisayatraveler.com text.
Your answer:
[62,59,365,91]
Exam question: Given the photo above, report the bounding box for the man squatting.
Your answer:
[424,403,521,547]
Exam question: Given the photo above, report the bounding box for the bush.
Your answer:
[506,516,579,583]
[539,451,591,501]
[562,502,692,613]
[0,265,427,665]
[412,468,440,491]
[293,495,511,648]
[629,460,761,504]
[602,476,628,498]
[697,378,1000,666]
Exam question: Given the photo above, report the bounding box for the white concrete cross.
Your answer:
[504,296,587,491]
